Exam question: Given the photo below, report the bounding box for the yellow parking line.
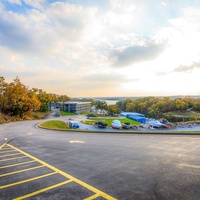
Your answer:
[1,145,11,148]
[0,152,22,158]
[84,193,100,200]
[0,160,35,169]
[13,180,73,200]
[0,149,17,153]
[0,172,57,189]
[7,144,117,200]
[0,165,44,177]
[0,155,27,162]
[0,143,8,150]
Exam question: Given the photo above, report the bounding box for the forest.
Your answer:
[116,96,200,122]
[0,76,70,119]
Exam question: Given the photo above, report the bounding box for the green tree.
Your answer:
[107,104,121,116]
[96,101,108,115]
[175,99,187,111]
[193,98,200,111]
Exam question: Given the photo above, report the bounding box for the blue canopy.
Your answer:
[126,114,146,123]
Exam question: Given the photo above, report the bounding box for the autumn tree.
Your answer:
[107,104,121,116]
[33,88,52,112]
[175,98,187,111]
[193,98,200,111]
[58,95,70,102]
[2,77,40,117]
[0,76,7,113]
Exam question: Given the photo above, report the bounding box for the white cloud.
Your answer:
[7,0,21,5]
[23,0,45,9]
[152,7,200,70]
[1,1,200,97]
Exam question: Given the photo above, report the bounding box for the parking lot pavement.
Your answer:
[0,144,117,200]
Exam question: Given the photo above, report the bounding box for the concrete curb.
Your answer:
[37,122,200,135]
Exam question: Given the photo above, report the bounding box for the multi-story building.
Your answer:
[55,102,91,114]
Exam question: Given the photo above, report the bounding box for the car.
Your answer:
[69,121,79,129]
[54,111,61,117]
[112,120,122,129]
[94,121,107,128]
[87,114,97,118]
[122,122,132,129]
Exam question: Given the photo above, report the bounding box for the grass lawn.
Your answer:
[39,120,68,130]
[60,110,76,116]
[84,117,139,127]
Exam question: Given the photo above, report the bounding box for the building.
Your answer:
[120,112,146,123]
[56,102,91,114]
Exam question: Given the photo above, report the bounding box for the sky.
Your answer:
[1,0,200,97]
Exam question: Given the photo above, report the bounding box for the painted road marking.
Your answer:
[0,165,44,177]
[0,139,14,150]
[84,193,100,200]
[0,160,35,169]
[0,149,17,153]
[0,152,22,158]
[0,172,57,189]
[2,144,117,200]
[69,140,85,143]
[0,143,8,150]
[178,163,200,169]
[0,155,27,162]
[13,180,73,200]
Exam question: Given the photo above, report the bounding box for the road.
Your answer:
[0,117,200,199]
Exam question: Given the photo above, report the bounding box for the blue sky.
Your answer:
[1,0,200,97]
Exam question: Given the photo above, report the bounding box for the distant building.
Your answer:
[56,102,91,114]
[120,112,146,123]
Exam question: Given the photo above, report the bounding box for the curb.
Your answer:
[37,123,200,135]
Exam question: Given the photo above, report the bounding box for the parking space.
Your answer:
[0,144,117,200]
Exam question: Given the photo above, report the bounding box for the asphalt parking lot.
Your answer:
[0,143,116,200]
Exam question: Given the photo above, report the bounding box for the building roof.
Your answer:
[62,101,91,105]
[121,112,145,117]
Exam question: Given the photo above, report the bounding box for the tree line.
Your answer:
[116,96,200,119]
[0,76,70,117]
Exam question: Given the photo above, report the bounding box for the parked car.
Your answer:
[94,121,107,128]
[87,114,97,118]
[112,120,122,129]
[54,111,61,117]
[122,122,132,129]
[69,121,79,129]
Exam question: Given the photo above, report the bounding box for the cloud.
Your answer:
[0,13,35,52]
[23,0,45,9]
[173,62,200,73]
[1,0,200,97]
[7,0,21,5]
[111,42,166,67]
[0,2,94,56]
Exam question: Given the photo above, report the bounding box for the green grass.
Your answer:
[39,120,68,129]
[60,111,76,116]
[80,111,91,114]
[84,117,139,126]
